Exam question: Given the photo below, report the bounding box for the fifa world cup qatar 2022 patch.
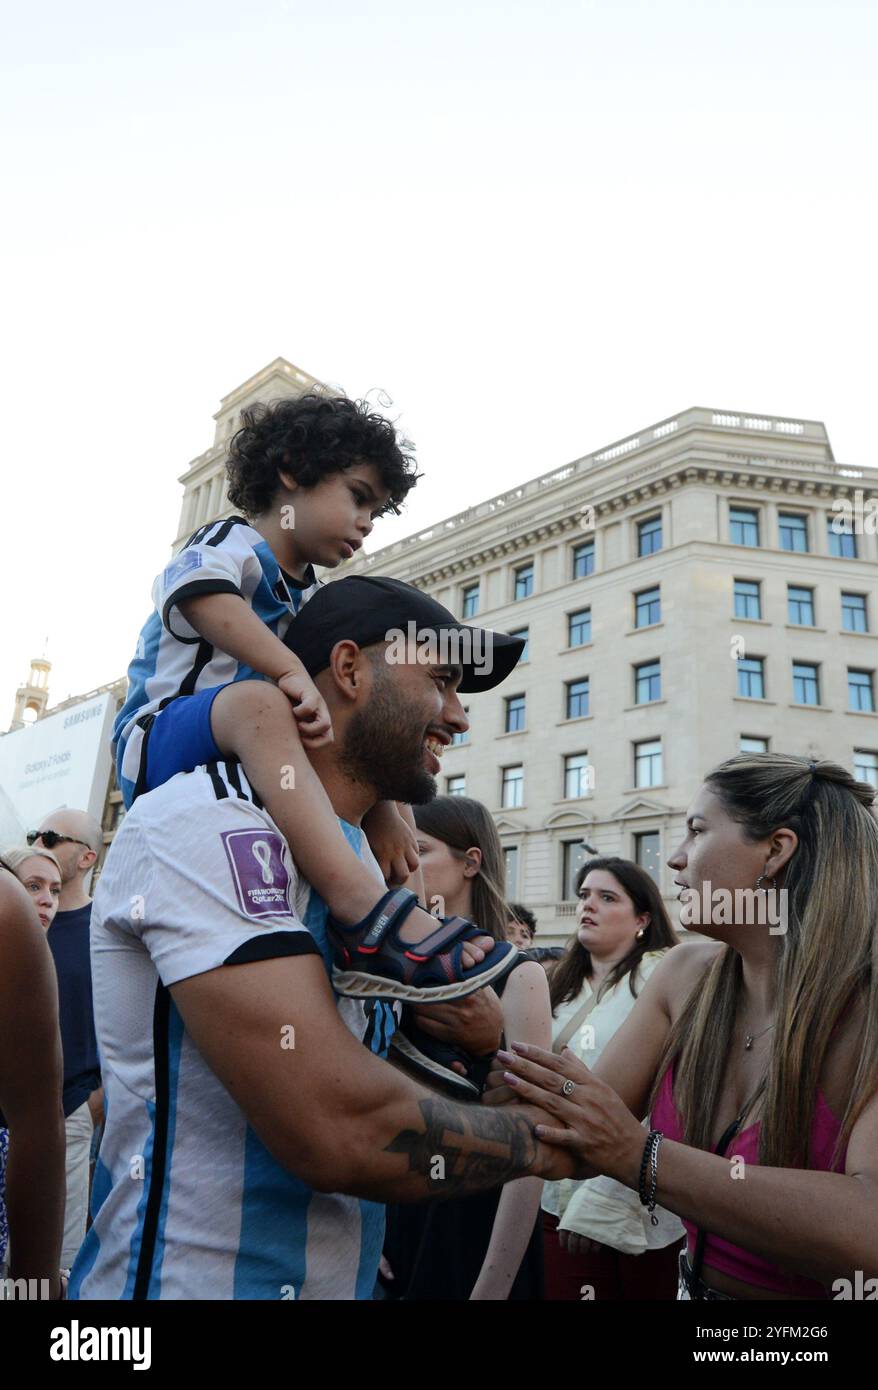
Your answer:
[221,829,293,918]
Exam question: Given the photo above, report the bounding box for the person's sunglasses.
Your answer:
[27,830,91,851]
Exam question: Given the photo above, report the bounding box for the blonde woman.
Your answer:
[494,754,878,1299]
[0,855,65,1293]
[2,846,62,931]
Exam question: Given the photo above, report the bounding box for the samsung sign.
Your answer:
[0,693,115,833]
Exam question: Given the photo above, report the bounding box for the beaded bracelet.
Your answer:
[638,1129,664,1226]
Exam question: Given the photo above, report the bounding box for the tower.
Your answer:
[9,656,51,731]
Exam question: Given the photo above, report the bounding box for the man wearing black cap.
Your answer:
[71,576,570,1300]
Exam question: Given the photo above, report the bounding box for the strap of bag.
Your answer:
[553,987,600,1055]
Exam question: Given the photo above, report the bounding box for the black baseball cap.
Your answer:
[284,575,525,694]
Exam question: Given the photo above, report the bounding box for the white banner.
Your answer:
[0,693,115,835]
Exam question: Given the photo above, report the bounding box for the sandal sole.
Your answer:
[331,947,517,1003]
[389,1032,480,1098]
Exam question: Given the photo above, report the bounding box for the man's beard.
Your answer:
[340,670,438,806]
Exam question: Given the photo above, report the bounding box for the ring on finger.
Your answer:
[561,1079,575,1097]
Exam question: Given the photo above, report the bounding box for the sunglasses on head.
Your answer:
[27,830,91,851]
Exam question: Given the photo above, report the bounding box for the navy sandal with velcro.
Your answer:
[329,888,518,1003]
[389,1009,497,1098]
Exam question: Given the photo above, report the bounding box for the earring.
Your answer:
[756,873,776,891]
[635,926,647,941]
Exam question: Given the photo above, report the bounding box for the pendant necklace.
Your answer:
[744,1022,775,1051]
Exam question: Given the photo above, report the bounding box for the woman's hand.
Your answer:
[495,1042,646,1185]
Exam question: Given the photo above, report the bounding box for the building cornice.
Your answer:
[404,463,878,587]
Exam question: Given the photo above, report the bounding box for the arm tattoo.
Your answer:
[384,1097,539,1196]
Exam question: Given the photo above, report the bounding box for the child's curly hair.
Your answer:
[225,394,420,518]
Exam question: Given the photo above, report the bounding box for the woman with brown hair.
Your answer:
[541,856,681,1299]
[493,754,878,1299]
[381,795,552,1300]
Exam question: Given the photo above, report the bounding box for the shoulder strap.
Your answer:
[688,1078,766,1285]
[553,987,599,1055]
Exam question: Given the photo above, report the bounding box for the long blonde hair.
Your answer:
[651,753,878,1169]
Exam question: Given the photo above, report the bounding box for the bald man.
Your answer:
[33,809,104,1270]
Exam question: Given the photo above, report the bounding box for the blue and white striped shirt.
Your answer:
[69,761,397,1301]
[114,517,321,808]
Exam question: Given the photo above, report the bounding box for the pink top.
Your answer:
[652,1063,847,1298]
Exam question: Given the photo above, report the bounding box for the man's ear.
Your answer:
[79,849,98,875]
[327,640,365,701]
[276,468,299,494]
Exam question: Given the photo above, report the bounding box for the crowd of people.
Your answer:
[1,392,876,1302]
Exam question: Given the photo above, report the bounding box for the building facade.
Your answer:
[341,407,878,941]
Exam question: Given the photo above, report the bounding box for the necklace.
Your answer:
[744,1022,775,1051]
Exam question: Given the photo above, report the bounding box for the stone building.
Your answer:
[340,407,878,941]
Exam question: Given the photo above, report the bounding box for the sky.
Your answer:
[1,0,876,709]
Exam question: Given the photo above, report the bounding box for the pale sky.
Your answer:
[2,0,876,710]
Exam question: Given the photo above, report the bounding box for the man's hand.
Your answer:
[412,987,503,1060]
[277,670,333,748]
[86,1086,104,1131]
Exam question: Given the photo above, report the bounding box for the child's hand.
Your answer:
[364,805,420,886]
[277,671,333,748]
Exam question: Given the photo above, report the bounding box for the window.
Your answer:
[849,669,875,713]
[634,739,663,788]
[514,563,534,600]
[572,541,594,579]
[564,753,592,799]
[505,694,526,733]
[447,775,466,796]
[635,586,661,628]
[634,831,661,886]
[740,735,769,752]
[828,517,857,559]
[778,513,809,552]
[509,627,529,660]
[568,608,591,646]
[503,845,519,897]
[730,506,760,547]
[842,593,868,633]
[734,579,761,620]
[451,709,469,746]
[638,514,662,557]
[787,585,815,626]
[566,678,590,719]
[634,660,661,704]
[462,583,479,619]
[502,765,524,808]
[562,841,588,900]
[854,750,878,789]
[737,657,765,699]
[793,662,820,706]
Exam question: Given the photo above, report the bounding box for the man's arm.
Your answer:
[0,876,66,1290]
[170,952,569,1203]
